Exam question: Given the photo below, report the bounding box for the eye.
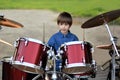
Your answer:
[59,22,69,26]
[59,23,63,25]
[65,23,69,25]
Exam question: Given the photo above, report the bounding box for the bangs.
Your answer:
[57,12,72,26]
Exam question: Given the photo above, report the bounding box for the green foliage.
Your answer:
[0,0,120,17]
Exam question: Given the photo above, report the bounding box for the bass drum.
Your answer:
[2,57,42,80]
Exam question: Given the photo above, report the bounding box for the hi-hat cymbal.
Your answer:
[81,9,120,28]
[0,16,23,28]
[96,44,120,50]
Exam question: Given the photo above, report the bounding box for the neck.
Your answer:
[60,30,70,35]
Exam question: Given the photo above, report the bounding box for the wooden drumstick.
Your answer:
[42,23,45,43]
[82,29,85,41]
[0,38,13,46]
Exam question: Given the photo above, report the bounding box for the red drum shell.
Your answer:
[61,41,94,74]
[12,38,48,74]
[2,57,38,80]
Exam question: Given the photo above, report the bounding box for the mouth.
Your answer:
[61,29,67,31]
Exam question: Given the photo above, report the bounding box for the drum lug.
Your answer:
[82,57,86,64]
[39,61,42,66]
[64,44,67,51]
[10,57,13,63]
[81,42,85,50]
[92,60,97,72]
[21,37,28,46]
[65,59,68,65]
[24,40,28,46]
[22,76,24,80]
[14,38,19,47]
[91,47,94,53]
[43,45,47,51]
[92,60,96,65]
[20,56,24,62]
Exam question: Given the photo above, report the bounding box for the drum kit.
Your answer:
[0,9,120,80]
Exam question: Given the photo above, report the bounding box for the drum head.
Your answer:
[62,66,93,74]
[19,37,45,45]
[61,41,83,47]
[12,62,44,75]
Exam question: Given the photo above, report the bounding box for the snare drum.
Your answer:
[61,41,94,74]
[12,37,49,74]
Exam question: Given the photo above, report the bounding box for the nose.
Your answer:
[62,24,66,28]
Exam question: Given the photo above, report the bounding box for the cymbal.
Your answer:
[0,39,13,47]
[96,44,120,50]
[0,17,23,28]
[81,9,120,28]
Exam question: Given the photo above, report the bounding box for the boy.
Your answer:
[47,12,88,80]
[48,12,78,53]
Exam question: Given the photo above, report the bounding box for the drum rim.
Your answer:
[12,61,44,74]
[12,61,41,69]
[61,41,84,46]
[19,37,44,45]
[1,57,12,62]
[66,63,86,68]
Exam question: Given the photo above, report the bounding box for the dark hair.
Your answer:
[57,12,72,26]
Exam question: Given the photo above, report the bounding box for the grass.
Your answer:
[0,0,120,17]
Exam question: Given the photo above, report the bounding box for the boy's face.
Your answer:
[58,23,70,34]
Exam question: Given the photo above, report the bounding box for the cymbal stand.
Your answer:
[52,48,57,80]
[32,75,41,80]
[47,47,57,80]
[104,22,119,57]
[104,20,119,80]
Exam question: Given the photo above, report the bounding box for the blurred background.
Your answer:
[0,0,120,80]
